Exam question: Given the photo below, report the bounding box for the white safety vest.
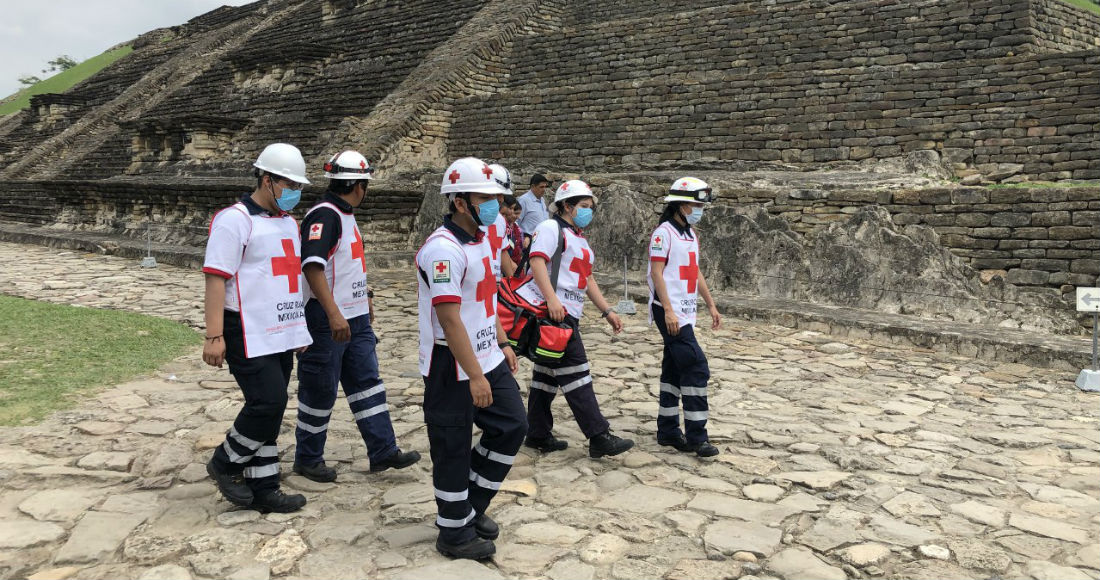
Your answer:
[416,226,505,380]
[647,221,701,327]
[485,214,509,279]
[302,202,370,320]
[517,218,594,319]
[208,203,312,358]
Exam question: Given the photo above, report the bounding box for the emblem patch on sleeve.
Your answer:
[651,235,664,252]
[432,260,451,283]
[308,223,324,240]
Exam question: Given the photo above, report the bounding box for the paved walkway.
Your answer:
[0,242,1097,580]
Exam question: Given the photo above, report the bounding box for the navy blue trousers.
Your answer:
[424,345,527,544]
[211,310,289,493]
[527,323,611,440]
[652,303,711,444]
[296,300,397,465]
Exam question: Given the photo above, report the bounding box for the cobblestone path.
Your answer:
[0,243,1097,580]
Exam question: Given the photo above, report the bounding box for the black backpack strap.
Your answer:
[549,221,565,291]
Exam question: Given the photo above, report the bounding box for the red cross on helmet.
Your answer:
[665,176,714,204]
[440,157,503,196]
[553,179,596,204]
[323,150,374,180]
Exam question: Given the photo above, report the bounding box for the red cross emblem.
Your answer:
[350,227,366,273]
[359,160,367,169]
[679,251,699,294]
[271,239,301,293]
[681,181,688,187]
[487,224,503,260]
[569,248,592,290]
[449,170,461,184]
[475,256,497,317]
[436,261,447,274]
[561,182,569,191]
[654,236,662,245]
[481,164,493,180]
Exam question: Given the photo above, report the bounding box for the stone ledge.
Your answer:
[0,225,1086,371]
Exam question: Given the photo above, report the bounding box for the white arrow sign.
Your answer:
[1078,287,1100,313]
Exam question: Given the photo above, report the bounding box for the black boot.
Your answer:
[474,512,499,540]
[436,536,496,560]
[293,461,337,483]
[370,449,422,473]
[657,434,694,452]
[589,431,634,458]
[207,460,253,507]
[693,441,720,457]
[251,489,306,513]
[524,434,568,453]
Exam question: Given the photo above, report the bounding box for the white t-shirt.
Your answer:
[647,221,701,327]
[203,201,312,358]
[516,218,594,320]
[416,223,505,380]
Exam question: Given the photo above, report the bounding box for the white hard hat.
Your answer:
[323,150,374,180]
[553,179,596,205]
[253,143,309,184]
[665,176,713,203]
[440,157,502,196]
[488,163,511,194]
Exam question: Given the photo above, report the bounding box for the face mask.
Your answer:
[474,198,500,226]
[685,207,704,225]
[574,207,594,228]
[276,187,302,212]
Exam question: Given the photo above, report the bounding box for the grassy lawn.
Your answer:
[0,45,133,116]
[1061,0,1100,15]
[0,296,199,425]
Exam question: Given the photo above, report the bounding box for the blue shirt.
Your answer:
[517,190,549,235]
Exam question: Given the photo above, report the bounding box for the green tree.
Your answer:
[17,75,42,87]
[43,55,78,74]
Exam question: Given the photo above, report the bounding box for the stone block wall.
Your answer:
[451,49,1099,178]
[1031,0,1100,52]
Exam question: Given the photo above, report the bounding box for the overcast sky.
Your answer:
[0,1,254,98]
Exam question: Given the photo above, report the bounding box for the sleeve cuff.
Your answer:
[202,267,233,279]
[431,295,462,306]
[649,256,667,263]
[530,251,551,262]
[301,256,327,269]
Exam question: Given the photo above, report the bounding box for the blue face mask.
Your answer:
[685,206,704,225]
[275,187,301,212]
[574,207,594,228]
[475,198,500,226]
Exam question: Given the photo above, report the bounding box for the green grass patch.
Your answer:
[1059,0,1100,16]
[0,296,199,425]
[986,181,1100,189]
[0,45,134,116]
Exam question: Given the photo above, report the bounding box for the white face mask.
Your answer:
[685,207,704,225]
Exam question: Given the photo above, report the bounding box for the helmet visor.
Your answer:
[670,187,713,202]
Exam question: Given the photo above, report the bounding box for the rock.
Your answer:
[499,478,537,497]
[138,564,193,580]
[381,524,435,549]
[0,520,66,548]
[687,492,800,522]
[123,534,187,565]
[743,484,785,502]
[305,513,368,546]
[948,500,1005,527]
[547,558,596,580]
[594,484,689,513]
[55,512,146,564]
[1009,513,1089,544]
[226,564,270,580]
[388,560,505,580]
[374,551,407,570]
[77,452,134,472]
[734,552,758,563]
[666,559,741,580]
[882,491,941,517]
[184,528,265,577]
[579,533,631,565]
[18,489,104,522]
[948,539,1012,573]
[163,484,213,500]
[127,421,176,436]
[766,547,847,580]
[143,441,194,477]
[27,567,81,580]
[255,529,308,575]
[283,475,336,493]
[664,510,707,535]
[622,452,659,468]
[704,519,783,557]
[839,543,892,567]
[100,492,162,518]
[514,522,588,546]
[217,510,261,526]
[493,543,565,576]
[918,544,951,560]
[178,463,208,483]
[1024,561,1093,580]
[775,471,851,490]
[818,342,850,354]
[381,483,433,506]
[610,558,668,580]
